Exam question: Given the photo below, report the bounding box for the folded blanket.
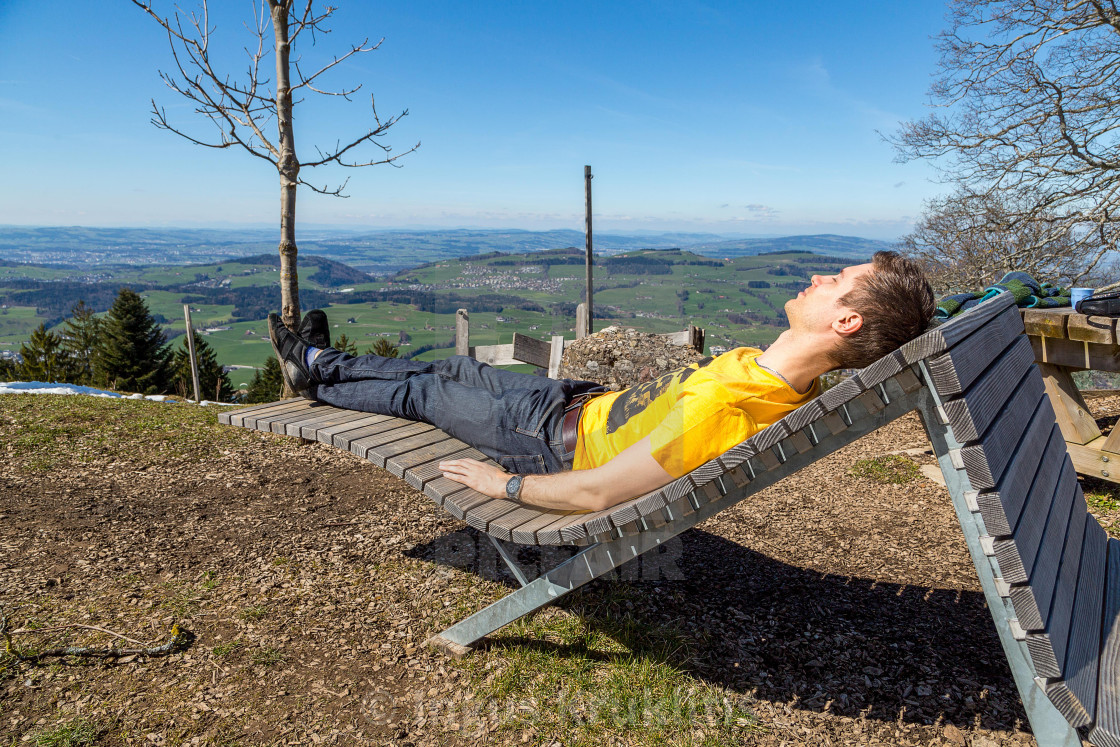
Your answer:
[935,272,1071,320]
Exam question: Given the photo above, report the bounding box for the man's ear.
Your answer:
[832,310,863,336]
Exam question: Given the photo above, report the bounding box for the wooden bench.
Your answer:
[221,293,1119,747]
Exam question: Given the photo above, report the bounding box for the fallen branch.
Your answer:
[1,610,192,663]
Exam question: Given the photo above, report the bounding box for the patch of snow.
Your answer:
[0,381,236,405]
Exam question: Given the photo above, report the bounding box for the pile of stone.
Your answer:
[558,325,706,390]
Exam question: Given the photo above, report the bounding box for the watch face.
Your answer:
[506,475,523,499]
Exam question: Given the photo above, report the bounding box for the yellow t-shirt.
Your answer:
[572,347,818,478]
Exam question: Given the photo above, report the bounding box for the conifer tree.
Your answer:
[95,288,172,394]
[244,355,284,403]
[171,331,234,402]
[334,333,359,356]
[367,337,398,358]
[60,300,102,386]
[18,324,72,383]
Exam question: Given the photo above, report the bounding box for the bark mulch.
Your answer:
[2,392,1117,746]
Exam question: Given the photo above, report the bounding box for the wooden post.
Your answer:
[584,164,593,336]
[576,303,588,339]
[548,335,565,379]
[182,304,201,403]
[455,309,470,356]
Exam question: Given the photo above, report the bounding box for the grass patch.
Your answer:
[848,455,921,485]
[160,582,201,619]
[0,395,245,473]
[452,584,757,746]
[33,718,99,747]
[1086,489,1120,513]
[251,647,284,666]
[212,640,243,659]
[239,604,268,621]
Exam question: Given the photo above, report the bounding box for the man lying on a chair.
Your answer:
[268,251,934,513]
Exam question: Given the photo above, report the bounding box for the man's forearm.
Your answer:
[439,436,675,513]
[518,469,611,511]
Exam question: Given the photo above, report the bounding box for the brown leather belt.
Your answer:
[561,393,598,455]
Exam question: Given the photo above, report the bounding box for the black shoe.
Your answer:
[268,313,314,396]
[298,309,331,349]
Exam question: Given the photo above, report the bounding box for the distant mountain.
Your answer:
[690,234,892,259]
[226,253,371,287]
[0,225,890,271]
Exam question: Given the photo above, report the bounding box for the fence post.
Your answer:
[183,304,201,403]
[548,335,565,379]
[576,303,588,339]
[456,309,470,356]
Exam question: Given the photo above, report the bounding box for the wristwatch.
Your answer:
[505,474,524,501]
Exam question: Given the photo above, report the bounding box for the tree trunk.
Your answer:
[270,1,300,332]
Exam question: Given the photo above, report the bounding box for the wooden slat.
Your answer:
[855,349,905,389]
[536,511,588,545]
[1044,519,1108,727]
[781,398,828,433]
[239,400,314,430]
[464,498,522,534]
[331,416,411,450]
[994,457,1072,584]
[264,405,338,434]
[1007,481,1083,630]
[1022,308,1069,338]
[1089,538,1120,747]
[392,438,475,479]
[403,447,483,491]
[557,507,617,543]
[927,304,1024,397]
[1028,503,1092,678]
[978,419,1063,537]
[1031,334,1120,371]
[819,377,865,413]
[1067,314,1116,345]
[941,341,1037,443]
[312,413,392,445]
[509,509,577,545]
[442,488,493,521]
[288,407,373,438]
[489,506,564,544]
[349,421,435,458]
[220,398,303,426]
[368,428,449,469]
[607,487,665,527]
[421,476,472,509]
[960,382,1051,489]
[900,293,1017,364]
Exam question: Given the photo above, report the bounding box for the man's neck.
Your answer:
[754,330,836,394]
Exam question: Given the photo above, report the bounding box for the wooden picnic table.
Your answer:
[1020,307,1120,484]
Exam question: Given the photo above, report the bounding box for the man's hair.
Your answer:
[831,250,935,370]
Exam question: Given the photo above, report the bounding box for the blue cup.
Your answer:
[1071,287,1094,311]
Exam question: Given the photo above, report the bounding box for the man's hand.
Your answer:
[439,458,509,499]
[439,436,674,512]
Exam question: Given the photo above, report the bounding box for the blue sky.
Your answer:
[0,1,948,239]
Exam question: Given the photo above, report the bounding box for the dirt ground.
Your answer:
[2,392,1118,746]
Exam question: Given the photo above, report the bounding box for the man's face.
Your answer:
[785,262,875,333]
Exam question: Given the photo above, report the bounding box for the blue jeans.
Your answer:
[309,349,606,474]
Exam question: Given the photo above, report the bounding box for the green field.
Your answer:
[1,248,848,392]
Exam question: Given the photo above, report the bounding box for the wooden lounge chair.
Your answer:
[220,292,1120,747]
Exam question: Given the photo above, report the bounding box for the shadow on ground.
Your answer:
[407,526,1029,736]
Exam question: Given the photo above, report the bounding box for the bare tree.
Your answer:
[891,0,1120,279]
[899,188,1098,293]
[132,0,418,330]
